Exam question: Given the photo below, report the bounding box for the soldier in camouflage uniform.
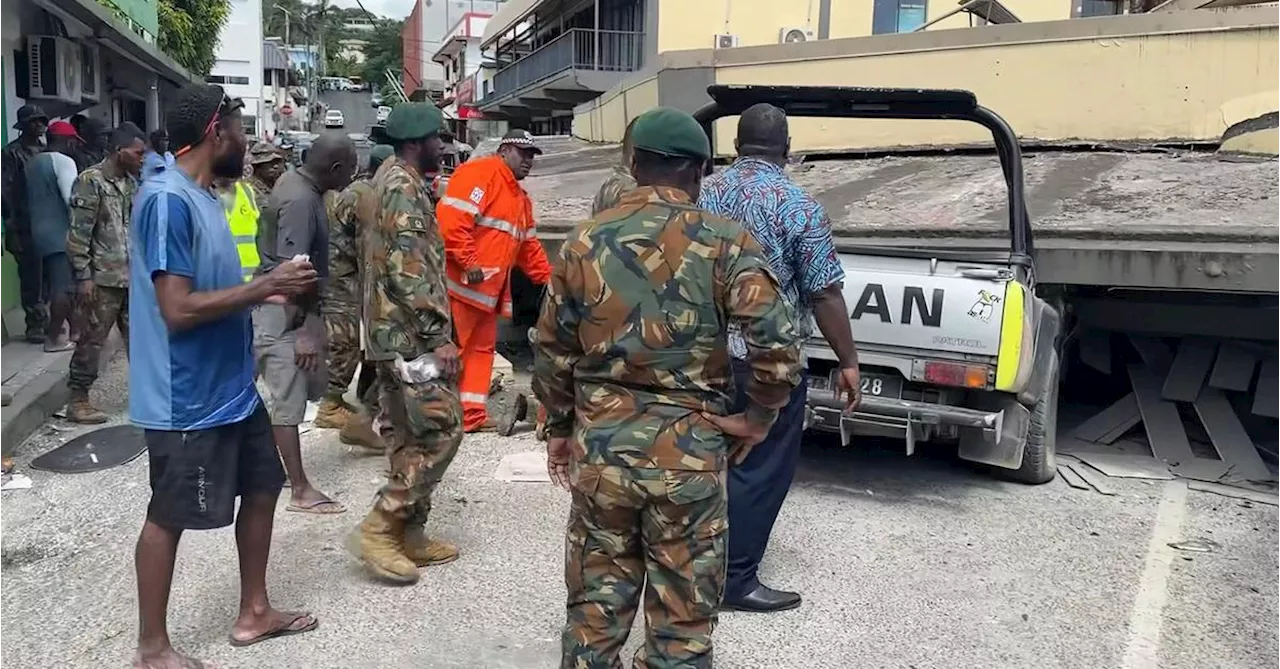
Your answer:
[247,141,286,204]
[347,104,465,584]
[533,107,803,669]
[590,116,639,216]
[65,125,148,423]
[323,144,394,450]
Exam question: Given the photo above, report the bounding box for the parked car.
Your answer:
[370,92,383,107]
[376,106,392,124]
[325,109,345,128]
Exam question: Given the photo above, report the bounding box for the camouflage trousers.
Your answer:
[68,286,129,392]
[374,361,463,526]
[323,306,361,402]
[562,464,727,669]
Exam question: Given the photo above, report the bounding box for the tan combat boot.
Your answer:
[66,392,108,424]
[345,508,419,584]
[339,410,385,453]
[403,525,460,567]
[314,398,353,429]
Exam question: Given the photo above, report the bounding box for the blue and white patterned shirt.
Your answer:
[699,157,845,359]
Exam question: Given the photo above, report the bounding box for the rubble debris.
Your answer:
[1066,451,1174,480]
[1168,538,1220,553]
[1187,480,1279,506]
[494,452,550,483]
[1,473,33,491]
[1058,457,1116,495]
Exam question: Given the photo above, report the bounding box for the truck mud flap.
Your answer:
[957,397,1032,470]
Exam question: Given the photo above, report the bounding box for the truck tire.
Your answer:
[1005,352,1059,485]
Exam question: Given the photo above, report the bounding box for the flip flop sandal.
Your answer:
[228,612,319,648]
[285,499,347,515]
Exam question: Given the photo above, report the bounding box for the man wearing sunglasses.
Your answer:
[129,84,321,669]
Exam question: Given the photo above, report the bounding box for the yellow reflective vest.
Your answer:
[226,182,261,282]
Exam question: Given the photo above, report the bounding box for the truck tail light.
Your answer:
[921,361,989,389]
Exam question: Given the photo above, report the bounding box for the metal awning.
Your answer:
[912,0,1022,32]
[262,41,289,71]
[480,0,541,48]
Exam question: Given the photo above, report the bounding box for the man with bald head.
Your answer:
[254,131,357,515]
[699,102,862,613]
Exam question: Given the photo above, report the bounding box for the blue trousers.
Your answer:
[726,360,808,600]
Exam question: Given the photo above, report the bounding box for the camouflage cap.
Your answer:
[384,103,443,141]
[248,141,282,164]
[630,107,710,162]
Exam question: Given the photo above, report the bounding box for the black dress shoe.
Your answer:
[723,585,802,612]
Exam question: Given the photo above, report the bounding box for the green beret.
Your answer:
[368,144,393,169]
[630,107,710,161]
[384,103,443,141]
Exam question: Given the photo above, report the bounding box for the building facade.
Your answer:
[473,0,1142,133]
[210,0,265,136]
[1,0,194,314]
[404,0,506,100]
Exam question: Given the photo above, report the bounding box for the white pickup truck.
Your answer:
[689,85,1063,484]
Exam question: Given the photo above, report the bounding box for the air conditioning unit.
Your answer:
[779,27,814,43]
[27,36,82,104]
[713,33,739,49]
[80,42,101,103]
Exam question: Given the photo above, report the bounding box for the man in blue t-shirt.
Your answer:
[129,84,321,668]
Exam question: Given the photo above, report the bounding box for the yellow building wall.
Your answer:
[712,22,1279,155]
[572,75,658,142]
[656,0,826,52]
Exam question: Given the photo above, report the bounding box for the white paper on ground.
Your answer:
[2,474,33,491]
[495,451,550,483]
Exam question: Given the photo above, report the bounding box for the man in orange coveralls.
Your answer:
[437,129,552,432]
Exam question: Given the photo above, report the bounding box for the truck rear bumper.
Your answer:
[805,388,1030,468]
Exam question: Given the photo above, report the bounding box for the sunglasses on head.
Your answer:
[175,93,243,157]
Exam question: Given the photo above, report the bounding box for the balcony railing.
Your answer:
[491,29,643,100]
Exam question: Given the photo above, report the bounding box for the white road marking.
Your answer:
[1121,479,1190,669]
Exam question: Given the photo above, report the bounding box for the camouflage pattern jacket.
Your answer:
[326,177,376,309]
[67,159,138,288]
[532,186,803,472]
[362,156,454,362]
[590,165,637,217]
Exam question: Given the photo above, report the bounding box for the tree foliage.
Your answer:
[157,0,231,77]
[359,19,404,95]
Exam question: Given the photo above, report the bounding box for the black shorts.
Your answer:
[144,404,285,530]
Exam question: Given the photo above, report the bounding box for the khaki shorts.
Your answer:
[252,303,327,426]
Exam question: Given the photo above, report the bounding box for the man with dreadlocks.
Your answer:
[129,83,320,668]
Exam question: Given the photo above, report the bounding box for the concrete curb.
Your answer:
[1,364,72,454]
[0,334,123,455]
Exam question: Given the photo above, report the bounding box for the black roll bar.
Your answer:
[692,85,1034,266]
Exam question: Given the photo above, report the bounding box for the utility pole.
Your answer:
[273,3,291,45]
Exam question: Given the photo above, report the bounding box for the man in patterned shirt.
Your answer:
[698,102,863,613]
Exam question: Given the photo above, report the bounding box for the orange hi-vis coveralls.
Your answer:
[437,155,553,431]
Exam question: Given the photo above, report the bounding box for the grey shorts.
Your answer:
[252,303,327,426]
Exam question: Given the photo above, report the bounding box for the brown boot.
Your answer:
[314,398,353,429]
[345,508,419,584]
[403,525,459,567]
[66,392,108,424]
[339,410,385,453]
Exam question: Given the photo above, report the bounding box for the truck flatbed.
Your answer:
[523,149,1279,293]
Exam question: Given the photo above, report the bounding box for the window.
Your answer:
[206,74,251,86]
[1077,0,1122,16]
[872,0,928,34]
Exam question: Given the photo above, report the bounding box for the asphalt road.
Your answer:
[1,353,1276,669]
[321,89,379,137]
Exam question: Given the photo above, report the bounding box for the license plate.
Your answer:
[857,373,903,398]
[807,371,903,398]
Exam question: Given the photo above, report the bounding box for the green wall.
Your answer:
[2,55,18,314]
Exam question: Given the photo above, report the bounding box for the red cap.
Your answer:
[47,120,81,140]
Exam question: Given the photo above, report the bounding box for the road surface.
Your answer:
[0,352,1275,668]
[321,89,378,138]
